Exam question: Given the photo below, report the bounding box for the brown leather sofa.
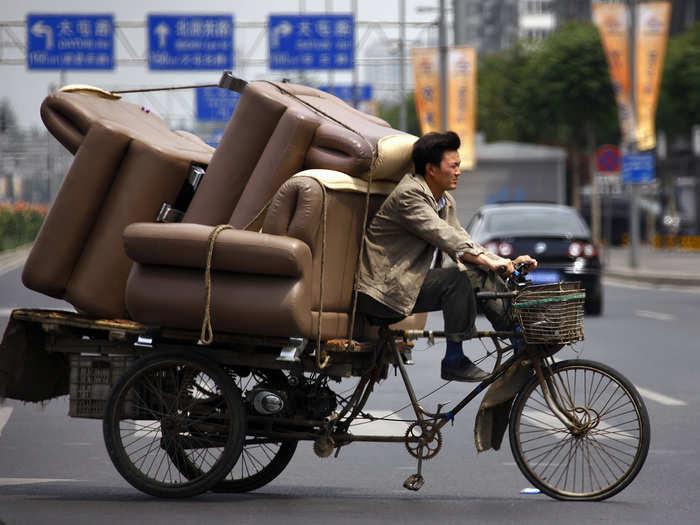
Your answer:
[22,87,214,317]
[24,78,425,341]
[125,80,423,340]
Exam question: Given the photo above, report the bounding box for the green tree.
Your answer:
[378,93,421,136]
[657,23,700,142]
[477,43,532,142]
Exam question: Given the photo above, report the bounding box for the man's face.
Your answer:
[426,150,461,193]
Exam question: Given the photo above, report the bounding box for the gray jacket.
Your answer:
[356,173,487,315]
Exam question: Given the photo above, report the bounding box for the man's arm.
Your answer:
[460,252,539,276]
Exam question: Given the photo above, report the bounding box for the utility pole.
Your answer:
[398,0,407,131]
[439,0,447,132]
[628,0,640,268]
[352,0,359,108]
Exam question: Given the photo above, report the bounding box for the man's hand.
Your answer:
[485,255,515,276]
[513,255,538,273]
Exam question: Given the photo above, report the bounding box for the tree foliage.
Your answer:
[657,23,700,142]
[479,22,619,150]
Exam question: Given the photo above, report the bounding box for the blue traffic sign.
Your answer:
[196,87,240,122]
[319,84,372,102]
[26,14,114,70]
[148,14,233,70]
[622,153,655,184]
[269,14,354,70]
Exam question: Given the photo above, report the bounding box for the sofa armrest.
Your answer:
[123,222,310,278]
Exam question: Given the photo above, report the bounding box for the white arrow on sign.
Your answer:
[271,21,293,48]
[154,22,170,49]
[31,21,54,50]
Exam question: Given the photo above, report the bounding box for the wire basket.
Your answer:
[513,282,585,344]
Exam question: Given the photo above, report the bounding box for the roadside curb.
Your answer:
[0,245,32,275]
[603,268,700,287]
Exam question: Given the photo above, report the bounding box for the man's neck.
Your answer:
[421,174,444,202]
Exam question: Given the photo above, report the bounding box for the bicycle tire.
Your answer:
[508,359,650,501]
[213,369,297,493]
[102,351,245,498]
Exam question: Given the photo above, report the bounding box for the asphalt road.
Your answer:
[1,265,699,525]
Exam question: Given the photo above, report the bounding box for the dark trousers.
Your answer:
[357,266,513,341]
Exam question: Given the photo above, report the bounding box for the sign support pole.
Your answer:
[628,0,640,269]
[439,0,447,132]
[399,0,407,131]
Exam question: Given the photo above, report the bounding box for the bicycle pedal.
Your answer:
[403,473,424,491]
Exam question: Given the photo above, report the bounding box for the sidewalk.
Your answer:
[601,245,700,287]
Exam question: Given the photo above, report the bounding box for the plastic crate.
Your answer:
[69,354,134,419]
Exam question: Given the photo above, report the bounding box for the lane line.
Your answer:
[0,407,13,437]
[635,386,687,407]
[551,357,686,406]
[0,256,28,278]
[635,310,675,322]
[350,410,410,436]
[0,478,78,486]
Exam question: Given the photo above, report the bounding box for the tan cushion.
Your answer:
[124,223,309,278]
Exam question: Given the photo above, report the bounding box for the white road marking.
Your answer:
[604,278,700,294]
[635,386,687,406]
[350,410,410,436]
[550,357,687,407]
[0,407,13,436]
[635,310,674,322]
[0,256,28,278]
[0,478,78,486]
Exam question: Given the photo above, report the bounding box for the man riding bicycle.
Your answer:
[356,131,537,382]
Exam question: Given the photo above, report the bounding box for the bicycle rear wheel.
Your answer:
[103,351,245,498]
[509,359,650,501]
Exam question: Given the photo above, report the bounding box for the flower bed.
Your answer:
[0,201,47,252]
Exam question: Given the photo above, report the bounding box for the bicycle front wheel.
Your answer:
[509,359,650,501]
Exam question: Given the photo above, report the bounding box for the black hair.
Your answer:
[411,131,461,175]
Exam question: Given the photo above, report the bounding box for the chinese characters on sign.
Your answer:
[148,15,233,70]
[26,14,114,70]
[196,87,240,122]
[412,47,477,170]
[269,15,354,70]
[318,85,372,102]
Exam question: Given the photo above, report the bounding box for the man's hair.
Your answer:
[411,131,461,175]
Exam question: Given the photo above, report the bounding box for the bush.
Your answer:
[0,201,47,252]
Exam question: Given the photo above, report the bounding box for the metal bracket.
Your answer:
[218,71,248,93]
[277,337,307,362]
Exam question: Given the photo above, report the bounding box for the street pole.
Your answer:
[398,0,407,131]
[438,0,447,132]
[628,0,640,268]
[352,0,359,108]
[327,0,334,91]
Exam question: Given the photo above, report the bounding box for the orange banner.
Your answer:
[448,47,477,170]
[412,46,477,169]
[592,3,635,146]
[635,2,671,151]
[412,48,442,133]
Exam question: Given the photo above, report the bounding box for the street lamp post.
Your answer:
[628,0,640,268]
[438,0,447,132]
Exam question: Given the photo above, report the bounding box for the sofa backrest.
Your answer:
[263,172,425,339]
[23,88,214,317]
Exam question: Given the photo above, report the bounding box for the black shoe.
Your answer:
[441,357,489,382]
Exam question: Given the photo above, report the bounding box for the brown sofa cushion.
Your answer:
[124,223,309,278]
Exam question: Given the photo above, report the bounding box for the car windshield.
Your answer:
[484,208,589,237]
